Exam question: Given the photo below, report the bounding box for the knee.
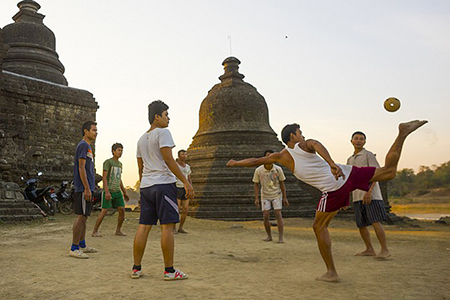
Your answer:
[274,211,282,219]
[313,222,325,233]
[263,212,270,220]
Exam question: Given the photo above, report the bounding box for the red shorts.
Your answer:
[316,166,376,212]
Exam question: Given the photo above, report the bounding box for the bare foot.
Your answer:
[355,250,376,256]
[277,240,284,244]
[316,272,340,283]
[115,232,126,236]
[399,120,428,136]
[263,236,273,242]
[91,232,102,237]
[178,229,188,234]
[374,251,391,260]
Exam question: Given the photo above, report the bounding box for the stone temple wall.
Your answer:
[0,70,97,186]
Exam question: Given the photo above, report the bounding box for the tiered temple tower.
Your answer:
[187,57,320,220]
[0,0,97,186]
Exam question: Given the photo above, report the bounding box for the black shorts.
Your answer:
[176,187,187,200]
[354,200,387,228]
[74,191,93,216]
[139,183,179,225]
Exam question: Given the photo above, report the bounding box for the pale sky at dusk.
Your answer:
[1,0,449,187]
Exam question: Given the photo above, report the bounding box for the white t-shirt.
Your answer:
[253,164,286,200]
[175,163,191,188]
[136,128,177,188]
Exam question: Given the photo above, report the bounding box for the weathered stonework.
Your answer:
[187,57,320,221]
[0,1,98,190]
[0,180,42,223]
[0,71,97,185]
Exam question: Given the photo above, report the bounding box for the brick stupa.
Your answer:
[187,57,320,220]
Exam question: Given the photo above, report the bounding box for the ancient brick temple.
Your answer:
[0,1,98,187]
[187,57,320,220]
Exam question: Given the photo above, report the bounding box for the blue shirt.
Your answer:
[73,140,95,192]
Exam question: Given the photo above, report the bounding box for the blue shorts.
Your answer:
[139,183,179,225]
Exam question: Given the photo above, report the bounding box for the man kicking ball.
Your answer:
[227,120,427,282]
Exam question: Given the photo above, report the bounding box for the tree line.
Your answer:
[388,161,450,197]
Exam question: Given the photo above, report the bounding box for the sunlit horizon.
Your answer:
[1,0,448,187]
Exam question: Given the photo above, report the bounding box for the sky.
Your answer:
[1,0,449,187]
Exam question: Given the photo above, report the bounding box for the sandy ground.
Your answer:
[1,212,449,300]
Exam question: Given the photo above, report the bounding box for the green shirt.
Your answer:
[103,158,122,192]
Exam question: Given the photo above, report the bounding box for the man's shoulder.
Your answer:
[76,140,88,149]
[363,148,375,156]
[274,164,285,172]
[254,165,264,174]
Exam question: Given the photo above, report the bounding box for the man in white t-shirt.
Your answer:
[131,100,195,281]
[253,150,289,243]
[174,149,192,234]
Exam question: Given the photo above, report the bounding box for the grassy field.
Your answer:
[389,187,450,214]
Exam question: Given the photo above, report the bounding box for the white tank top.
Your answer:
[285,143,352,192]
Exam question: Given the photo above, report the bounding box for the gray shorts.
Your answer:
[354,200,387,228]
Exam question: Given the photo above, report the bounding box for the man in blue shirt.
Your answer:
[69,121,98,259]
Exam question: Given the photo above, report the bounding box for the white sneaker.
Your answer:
[131,268,142,279]
[164,269,188,281]
[69,249,89,259]
[80,246,98,253]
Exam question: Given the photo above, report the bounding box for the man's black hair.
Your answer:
[148,100,169,124]
[178,149,187,156]
[112,143,123,153]
[281,123,300,145]
[81,121,97,136]
[264,149,274,156]
[351,131,366,139]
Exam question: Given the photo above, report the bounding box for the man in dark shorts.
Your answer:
[69,121,98,259]
[227,120,427,282]
[347,131,390,259]
[131,100,195,280]
[173,149,192,234]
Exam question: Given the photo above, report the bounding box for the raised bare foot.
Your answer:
[374,251,391,260]
[316,272,340,283]
[399,120,428,136]
[263,236,273,242]
[115,232,127,236]
[178,228,188,234]
[355,250,376,256]
[91,232,102,237]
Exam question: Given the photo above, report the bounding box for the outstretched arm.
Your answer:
[227,151,294,172]
[307,139,344,180]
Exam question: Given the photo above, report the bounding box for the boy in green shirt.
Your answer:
[92,143,130,237]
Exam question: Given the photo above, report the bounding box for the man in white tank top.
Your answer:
[227,120,427,283]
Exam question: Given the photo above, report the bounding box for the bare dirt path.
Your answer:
[1,212,449,300]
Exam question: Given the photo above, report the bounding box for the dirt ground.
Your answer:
[1,212,449,300]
